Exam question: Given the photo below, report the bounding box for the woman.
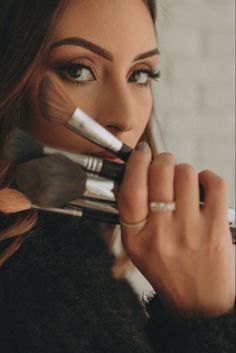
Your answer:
[0,1,235,352]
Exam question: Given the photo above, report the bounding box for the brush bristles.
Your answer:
[0,188,31,213]
[3,128,43,163]
[39,74,75,124]
[15,154,87,208]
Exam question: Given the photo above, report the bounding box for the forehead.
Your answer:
[52,0,157,57]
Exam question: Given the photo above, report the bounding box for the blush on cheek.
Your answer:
[26,71,47,123]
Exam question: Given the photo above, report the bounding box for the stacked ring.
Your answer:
[119,201,176,228]
[149,201,176,212]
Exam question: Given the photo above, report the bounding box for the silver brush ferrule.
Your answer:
[67,107,122,153]
[43,146,103,174]
[85,156,103,173]
[32,204,83,217]
[85,174,116,202]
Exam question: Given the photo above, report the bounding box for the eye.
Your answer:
[128,67,161,87]
[56,62,96,85]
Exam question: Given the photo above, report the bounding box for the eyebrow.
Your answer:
[50,37,160,62]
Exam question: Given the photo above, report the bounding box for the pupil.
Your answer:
[69,66,81,78]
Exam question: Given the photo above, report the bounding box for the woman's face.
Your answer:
[26,0,159,161]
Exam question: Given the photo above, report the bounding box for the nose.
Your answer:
[95,82,136,133]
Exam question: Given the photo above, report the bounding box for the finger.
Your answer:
[148,152,176,222]
[174,163,200,218]
[117,141,152,229]
[198,170,229,223]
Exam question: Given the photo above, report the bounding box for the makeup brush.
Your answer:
[5,128,234,223]
[15,154,116,208]
[0,189,118,217]
[38,74,132,162]
[0,188,119,224]
[1,129,210,207]
[69,197,118,214]
[0,188,31,213]
[1,189,235,242]
[15,153,236,225]
[3,128,125,182]
[32,204,120,224]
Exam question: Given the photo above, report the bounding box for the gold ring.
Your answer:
[119,218,147,228]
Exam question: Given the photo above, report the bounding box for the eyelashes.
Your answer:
[57,62,96,85]
[55,61,161,87]
[129,68,161,86]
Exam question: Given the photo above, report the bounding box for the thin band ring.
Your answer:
[119,218,148,228]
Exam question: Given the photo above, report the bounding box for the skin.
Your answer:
[25,0,158,156]
[25,0,235,317]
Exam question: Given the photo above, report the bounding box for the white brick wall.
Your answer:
[127,0,235,299]
[153,0,235,208]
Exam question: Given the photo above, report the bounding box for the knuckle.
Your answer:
[151,222,174,253]
[118,185,131,203]
[176,163,196,179]
[199,169,212,179]
[178,220,192,239]
[154,240,176,260]
[199,170,227,191]
[204,224,228,252]
[160,152,176,160]
[150,163,173,180]
[118,185,144,210]
[132,187,145,204]
[176,163,195,174]
[153,152,176,164]
[200,169,211,175]
[199,169,213,183]
[212,177,227,191]
[118,196,133,214]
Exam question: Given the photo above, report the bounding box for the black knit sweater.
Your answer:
[0,211,235,353]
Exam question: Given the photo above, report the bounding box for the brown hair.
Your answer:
[0,0,158,273]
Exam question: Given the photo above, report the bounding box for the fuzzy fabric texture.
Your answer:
[0,211,235,353]
[144,292,235,353]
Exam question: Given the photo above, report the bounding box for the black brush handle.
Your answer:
[34,204,235,242]
[79,206,236,242]
[83,210,119,224]
[230,227,236,244]
[116,143,132,162]
[100,161,206,201]
[33,203,119,224]
[66,205,119,224]
[100,160,125,182]
[199,183,205,203]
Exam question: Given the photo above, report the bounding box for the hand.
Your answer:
[117,142,235,317]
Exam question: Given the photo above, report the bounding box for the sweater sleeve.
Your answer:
[143,292,235,353]
[0,273,15,353]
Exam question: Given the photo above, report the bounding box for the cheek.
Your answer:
[137,90,153,128]
[54,81,96,110]
[27,71,46,121]
[129,92,152,146]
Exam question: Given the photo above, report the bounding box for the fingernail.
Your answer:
[135,141,150,152]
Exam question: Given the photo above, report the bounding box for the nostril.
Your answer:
[106,125,121,130]
[106,124,132,133]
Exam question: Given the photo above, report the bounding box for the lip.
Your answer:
[91,152,125,164]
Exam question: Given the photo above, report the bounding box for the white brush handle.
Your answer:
[67,107,123,152]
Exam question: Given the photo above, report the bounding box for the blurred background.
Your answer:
[125,0,235,298]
